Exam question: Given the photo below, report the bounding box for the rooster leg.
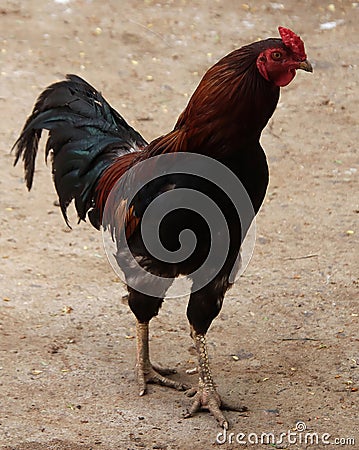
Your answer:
[184,327,228,427]
[136,320,189,396]
[184,327,247,428]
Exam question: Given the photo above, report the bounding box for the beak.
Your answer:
[298,59,313,73]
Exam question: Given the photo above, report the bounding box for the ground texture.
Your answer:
[0,1,358,449]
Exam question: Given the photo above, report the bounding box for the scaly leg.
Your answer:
[184,327,246,428]
[136,320,189,396]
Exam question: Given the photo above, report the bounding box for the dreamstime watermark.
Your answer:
[102,153,257,298]
[216,421,356,446]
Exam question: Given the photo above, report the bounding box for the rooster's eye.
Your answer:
[271,51,282,61]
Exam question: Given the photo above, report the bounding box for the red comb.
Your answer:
[278,26,307,61]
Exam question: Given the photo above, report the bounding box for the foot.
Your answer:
[137,362,189,396]
[184,387,227,428]
[184,387,247,428]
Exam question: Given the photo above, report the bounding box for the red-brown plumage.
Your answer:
[95,40,276,228]
[96,152,138,218]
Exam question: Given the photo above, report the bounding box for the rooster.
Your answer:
[13,27,312,428]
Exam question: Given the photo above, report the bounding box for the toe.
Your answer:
[220,399,248,412]
[208,397,229,428]
[148,368,190,391]
[183,393,202,418]
[185,387,198,397]
[152,365,177,376]
[137,364,190,394]
[137,368,147,396]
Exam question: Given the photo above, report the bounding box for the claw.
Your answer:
[139,388,146,397]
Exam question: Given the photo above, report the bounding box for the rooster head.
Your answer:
[256,26,312,87]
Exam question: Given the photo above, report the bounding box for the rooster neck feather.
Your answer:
[145,40,281,160]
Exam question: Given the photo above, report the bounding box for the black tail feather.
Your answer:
[13,74,147,227]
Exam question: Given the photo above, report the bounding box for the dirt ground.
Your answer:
[0,0,358,449]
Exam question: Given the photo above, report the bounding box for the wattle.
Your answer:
[273,69,296,87]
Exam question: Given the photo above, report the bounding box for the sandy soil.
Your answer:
[0,1,358,449]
